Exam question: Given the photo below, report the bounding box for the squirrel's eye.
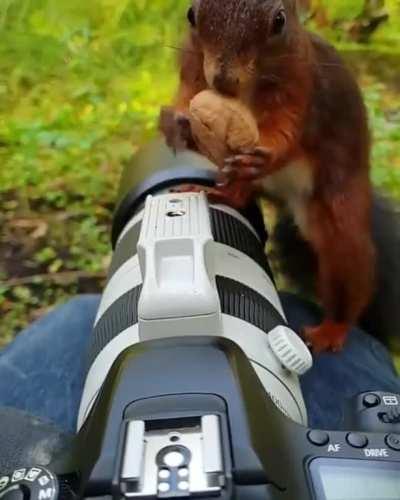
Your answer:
[272,10,286,35]
[187,7,196,27]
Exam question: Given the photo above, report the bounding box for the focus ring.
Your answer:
[88,286,142,369]
[210,210,273,280]
[216,277,285,333]
[88,277,284,371]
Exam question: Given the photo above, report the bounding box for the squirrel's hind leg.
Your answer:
[301,191,375,353]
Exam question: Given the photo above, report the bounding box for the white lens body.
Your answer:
[78,193,311,430]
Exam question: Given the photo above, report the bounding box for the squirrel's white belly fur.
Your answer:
[260,159,314,238]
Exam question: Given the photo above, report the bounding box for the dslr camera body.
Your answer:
[1,142,400,500]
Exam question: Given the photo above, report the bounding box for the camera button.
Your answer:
[363,393,380,408]
[386,433,400,451]
[346,433,368,448]
[308,430,329,446]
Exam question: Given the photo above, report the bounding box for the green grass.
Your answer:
[0,0,189,343]
[0,0,399,345]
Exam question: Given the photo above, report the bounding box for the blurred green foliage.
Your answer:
[311,0,400,48]
[0,0,191,343]
[0,0,399,345]
[0,0,188,197]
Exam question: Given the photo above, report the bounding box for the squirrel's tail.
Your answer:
[270,191,400,345]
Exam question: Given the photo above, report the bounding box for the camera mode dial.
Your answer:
[0,468,58,500]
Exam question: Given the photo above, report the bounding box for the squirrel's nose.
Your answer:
[213,73,239,96]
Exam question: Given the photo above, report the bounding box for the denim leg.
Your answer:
[1,293,398,434]
[0,295,100,433]
[280,293,400,430]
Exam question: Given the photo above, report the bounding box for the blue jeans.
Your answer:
[0,294,399,433]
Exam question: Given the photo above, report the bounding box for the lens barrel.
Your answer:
[77,140,308,430]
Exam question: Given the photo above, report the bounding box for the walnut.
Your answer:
[189,90,259,167]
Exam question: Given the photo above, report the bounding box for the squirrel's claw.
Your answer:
[221,147,272,186]
[240,146,272,158]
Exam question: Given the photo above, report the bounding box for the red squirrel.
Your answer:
[159,0,376,353]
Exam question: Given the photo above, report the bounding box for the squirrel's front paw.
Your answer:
[159,107,193,153]
[220,147,272,186]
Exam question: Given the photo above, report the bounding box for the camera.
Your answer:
[0,141,400,500]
